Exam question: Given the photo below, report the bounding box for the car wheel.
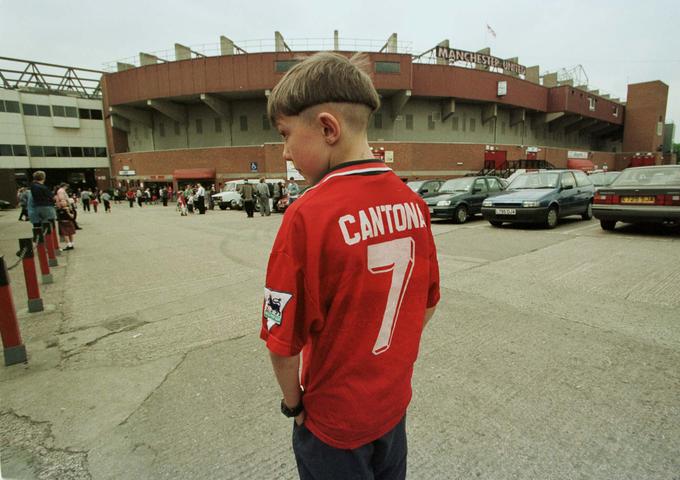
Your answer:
[229,200,239,210]
[600,220,617,231]
[219,205,227,211]
[453,205,468,224]
[489,220,503,227]
[545,206,559,229]
[582,202,593,220]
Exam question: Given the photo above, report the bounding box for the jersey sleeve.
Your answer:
[425,213,441,309]
[260,212,319,356]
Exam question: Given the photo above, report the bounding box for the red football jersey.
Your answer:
[260,160,440,449]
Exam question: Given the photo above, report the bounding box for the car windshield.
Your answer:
[439,178,474,193]
[407,181,425,192]
[508,172,560,189]
[612,167,680,187]
[590,172,621,186]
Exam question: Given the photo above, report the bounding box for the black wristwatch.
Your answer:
[280,397,304,418]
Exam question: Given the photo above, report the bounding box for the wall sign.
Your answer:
[436,46,527,76]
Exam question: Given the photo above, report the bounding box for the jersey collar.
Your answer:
[302,160,392,197]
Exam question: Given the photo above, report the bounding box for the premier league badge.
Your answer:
[264,288,293,331]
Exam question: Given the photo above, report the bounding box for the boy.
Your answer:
[260,52,440,480]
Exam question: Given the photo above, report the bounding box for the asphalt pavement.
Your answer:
[0,202,678,479]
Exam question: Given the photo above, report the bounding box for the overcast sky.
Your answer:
[2,0,678,140]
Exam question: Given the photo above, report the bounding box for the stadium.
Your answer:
[19,32,679,194]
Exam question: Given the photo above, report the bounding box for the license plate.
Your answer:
[429,207,434,214]
[495,208,516,215]
[621,196,655,204]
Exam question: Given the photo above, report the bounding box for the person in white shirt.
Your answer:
[195,183,206,214]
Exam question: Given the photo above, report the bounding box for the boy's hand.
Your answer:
[295,411,306,426]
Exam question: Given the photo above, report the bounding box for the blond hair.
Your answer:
[267,52,380,126]
[33,170,46,182]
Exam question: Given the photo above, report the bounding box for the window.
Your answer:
[588,97,596,111]
[405,114,414,130]
[57,146,70,157]
[262,115,270,131]
[43,146,57,157]
[83,147,95,157]
[487,178,502,192]
[12,145,27,156]
[159,122,165,137]
[574,171,592,187]
[451,117,459,131]
[5,101,20,113]
[52,105,65,117]
[374,113,383,129]
[174,122,181,135]
[214,118,222,133]
[22,104,38,116]
[195,119,203,134]
[473,179,488,192]
[427,115,435,130]
[0,145,13,156]
[239,115,248,131]
[29,146,44,157]
[79,108,91,119]
[0,101,4,113]
[90,109,103,120]
[38,105,51,117]
[375,61,400,74]
[275,60,300,73]
[469,118,476,132]
[65,106,78,118]
[95,147,107,157]
[560,172,576,188]
[613,106,619,117]
[462,116,466,132]
[501,121,506,135]
[69,146,84,157]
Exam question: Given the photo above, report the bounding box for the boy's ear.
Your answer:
[317,112,341,145]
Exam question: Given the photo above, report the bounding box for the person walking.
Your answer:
[136,188,143,207]
[238,179,256,218]
[161,187,168,207]
[195,183,206,214]
[101,191,112,213]
[17,187,30,221]
[126,189,135,208]
[255,178,271,216]
[80,188,92,212]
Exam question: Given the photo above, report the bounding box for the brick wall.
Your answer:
[623,81,668,155]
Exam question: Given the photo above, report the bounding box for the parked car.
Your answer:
[593,165,680,231]
[426,176,506,223]
[406,179,444,197]
[588,170,621,188]
[212,179,285,210]
[0,200,12,210]
[481,170,595,228]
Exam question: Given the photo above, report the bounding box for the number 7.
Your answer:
[367,237,415,355]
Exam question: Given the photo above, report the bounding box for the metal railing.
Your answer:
[103,37,413,72]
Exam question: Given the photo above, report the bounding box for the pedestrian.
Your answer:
[177,191,188,216]
[195,182,206,214]
[91,196,99,213]
[56,203,76,250]
[161,187,168,207]
[126,189,135,208]
[17,187,30,221]
[187,191,195,214]
[136,189,143,207]
[255,178,271,216]
[238,179,256,218]
[287,177,300,204]
[272,181,282,213]
[260,52,440,480]
[81,188,92,212]
[102,191,112,213]
[29,171,56,228]
[114,188,121,204]
[209,184,216,210]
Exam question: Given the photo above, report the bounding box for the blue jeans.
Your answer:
[292,416,407,480]
[30,205,55,226]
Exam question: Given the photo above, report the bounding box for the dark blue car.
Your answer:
[481,170,595,228]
